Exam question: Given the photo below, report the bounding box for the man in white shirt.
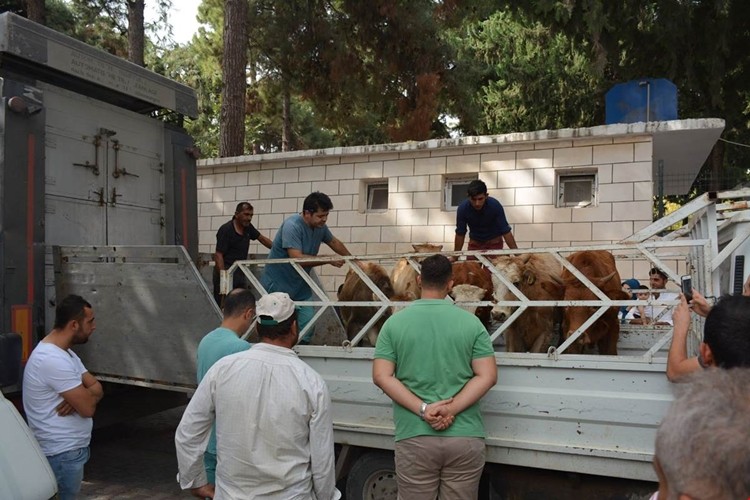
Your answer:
[23,294,103,500]
[628,268,678,325]
[175,292,340,500]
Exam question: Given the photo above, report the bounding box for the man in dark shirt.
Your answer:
[213,202,272,305]
[454,180,517,255]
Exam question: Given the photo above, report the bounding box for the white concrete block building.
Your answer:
[196,119,724,294]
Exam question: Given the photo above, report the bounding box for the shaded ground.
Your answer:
[80,406,186,499]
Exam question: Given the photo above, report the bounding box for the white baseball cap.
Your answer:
[256,292,296,325]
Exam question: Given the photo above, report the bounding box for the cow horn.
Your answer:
[523,269,536,285]
[592,271,617,286]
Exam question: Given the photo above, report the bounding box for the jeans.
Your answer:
[47,446,90,500]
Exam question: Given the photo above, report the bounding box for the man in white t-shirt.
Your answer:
[23,295,103,500]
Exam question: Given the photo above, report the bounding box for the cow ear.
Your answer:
[541,280,565,298]
[523,269,536,285]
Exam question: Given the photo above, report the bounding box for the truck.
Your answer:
[5,11,748,500]
[202,188,749,499]
[0,12,220,418]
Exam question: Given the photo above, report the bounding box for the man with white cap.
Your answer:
[176,292,340,499]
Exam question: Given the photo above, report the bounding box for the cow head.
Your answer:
[412,243,443,254]
[491,256,523,321]
[562,281,630,352]
[450,284,487,315]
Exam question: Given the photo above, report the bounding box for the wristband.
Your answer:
[419,402,427,420]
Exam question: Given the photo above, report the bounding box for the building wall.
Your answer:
[197,129,657,293]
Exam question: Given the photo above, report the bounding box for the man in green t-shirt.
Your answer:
[373,254,497,499]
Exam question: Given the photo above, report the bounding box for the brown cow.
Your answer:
[390,243,443,300]
[450,261,494,325]
[338,262,396,347]
[490,254,564,353]
[561,250,630,355]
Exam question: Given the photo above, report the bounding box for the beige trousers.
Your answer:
[395,436,486,500]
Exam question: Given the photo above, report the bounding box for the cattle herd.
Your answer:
[336,245,632,354]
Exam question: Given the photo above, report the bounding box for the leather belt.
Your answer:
[470,235,503,245]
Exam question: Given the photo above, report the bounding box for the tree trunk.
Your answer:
[127,0,145,67]
[282,82,291,152]
[709,139,725,192]
[219,0,249,157]
[25,0,45,24]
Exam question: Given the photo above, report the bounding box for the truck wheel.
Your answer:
[345,452,397,500]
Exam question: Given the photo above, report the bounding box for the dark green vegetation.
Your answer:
[9,1,750,190]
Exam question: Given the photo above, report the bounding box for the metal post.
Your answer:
[657,159,665,220]
[639,80,651,122]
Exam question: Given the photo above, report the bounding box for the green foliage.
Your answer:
[450,8,603,134]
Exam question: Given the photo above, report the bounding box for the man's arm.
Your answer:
[59,385,99,418]
[372,358,453,424]
[214,251,226,272]
[287,248,344,268]
[666,294,701,382]
[309,382,342,500]
[435,356,497,417]
[688,289,711,318]
[502,231,518,250]
[176,377,216,493]
[453,234,466,252]
[257,234,273,250]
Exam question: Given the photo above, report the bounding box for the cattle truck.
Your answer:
[196,188,749,500]
[0,12,221,418]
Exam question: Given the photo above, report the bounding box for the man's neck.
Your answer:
[220,319,244,337]
[43,329,73,350]
[232,218,244,233]
[421,288,448,300]
[260,335,296,349]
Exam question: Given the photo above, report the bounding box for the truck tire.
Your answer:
[345,451,397,500]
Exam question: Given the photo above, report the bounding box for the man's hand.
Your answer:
[673,293,691,333]
[329,259,345,268]
[688,289,711,318]
[56,400,76,416]
[190,484,215,498]
[423,398,455,431]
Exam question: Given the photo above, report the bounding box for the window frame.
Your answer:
[555,170,598,208]
[360,180,389,213]
[443,174,479,211]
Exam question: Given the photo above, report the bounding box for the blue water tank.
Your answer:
[605,79,678,124]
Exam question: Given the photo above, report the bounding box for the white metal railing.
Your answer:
[222,188,750,357]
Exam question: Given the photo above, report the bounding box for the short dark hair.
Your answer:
[467,180,488,198]
[257,309,298,340]
[420,254,452,289]
[303,192,333,214]
[223,288,256,318]
[235,202,253,213]
[649,267,668,280]
[704,295,750,368]
[53,294,92,329]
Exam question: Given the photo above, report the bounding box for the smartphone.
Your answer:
[681,275,693,302]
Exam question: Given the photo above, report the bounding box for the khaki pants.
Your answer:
[395,436,485,500]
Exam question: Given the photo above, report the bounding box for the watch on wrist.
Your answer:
[419,401,427,420]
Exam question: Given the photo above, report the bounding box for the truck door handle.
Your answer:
[110,187,122,206]
[111,140,140,178]
[72,134,101,175]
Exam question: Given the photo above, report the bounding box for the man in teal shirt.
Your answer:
[373,254,497,499]
[196,288,255,489]
[261,192,354,343]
